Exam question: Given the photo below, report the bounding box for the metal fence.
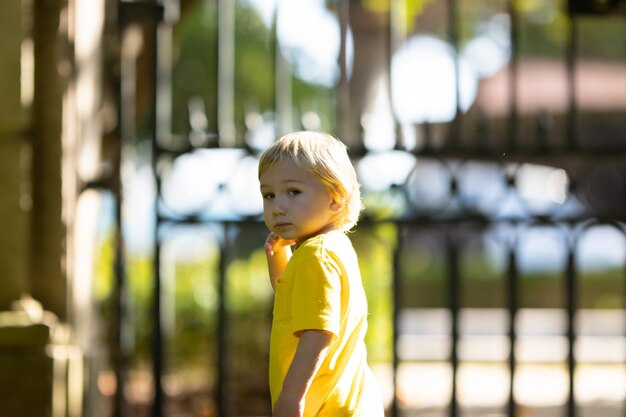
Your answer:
[92,0,626,416]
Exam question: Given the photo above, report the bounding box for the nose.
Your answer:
[272,199,286,216]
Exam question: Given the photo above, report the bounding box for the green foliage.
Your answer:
[171,1,336,141]
[93,233,115,301]
[362,190,407,221]
[168,258,219,369]
[578,268,625,309]
[361,0,437,30]
[227,249,274,312]
[172,1,273,137]
[352,224,396,363]
[92,223,624,379]
[576,18,626,61]
[126,255,155,362]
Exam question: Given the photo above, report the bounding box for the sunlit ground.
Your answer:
[91,308,626,417]
[96,361,625,417]
[372,362,626,416]
[369,307,626,417]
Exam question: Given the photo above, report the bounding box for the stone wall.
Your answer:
[0,0,27,311]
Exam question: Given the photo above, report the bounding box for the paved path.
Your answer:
[371,308,626,416]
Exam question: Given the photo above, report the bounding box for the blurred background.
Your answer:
[0,0,625,416]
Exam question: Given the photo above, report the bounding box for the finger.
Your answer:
[266,233,278,245]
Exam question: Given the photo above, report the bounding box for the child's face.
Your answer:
[260,158,341,244]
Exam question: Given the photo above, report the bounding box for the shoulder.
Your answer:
[295,232,351,260]
[290,233,350,272]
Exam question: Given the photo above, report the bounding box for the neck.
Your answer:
[295,223,341,249]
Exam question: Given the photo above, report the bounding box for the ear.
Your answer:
[329,198,344,213]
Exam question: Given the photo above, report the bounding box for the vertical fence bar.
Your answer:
[218,0,236,147]
[447,0,460,150]
[150,13,165,417]
[447,230,460,417]
[114,3,141,414]
[144,8,164,415]
[118,4,166,415]
[274,1,292,138]
[566,233,577,417]
[151,182,164,417]
[565,15,578,151]
[389,0,407,151]
[507,0,519,151]
[337,0,350,142]
[112,141,129,417]
[217,223,230,416]
[623,227,626,417]
[391,224,404,417]
[506,240,518,417]
[112,83,129,417]
[113,13,126,416]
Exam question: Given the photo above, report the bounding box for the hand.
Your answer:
[265,232,296,257]
[273,391,304,417]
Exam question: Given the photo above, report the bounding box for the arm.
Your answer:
[264,232,295,291]
[273,330,334,417]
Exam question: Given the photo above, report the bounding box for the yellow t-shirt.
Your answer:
[269,231,384,416]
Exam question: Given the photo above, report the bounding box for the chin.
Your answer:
[275,231,295,240]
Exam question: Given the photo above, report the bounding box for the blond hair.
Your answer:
[258,131,362,232]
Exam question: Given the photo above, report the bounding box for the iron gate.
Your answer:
[94,0,626,416]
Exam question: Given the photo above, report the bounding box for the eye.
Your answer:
[287,189,301,197]
[262,192,275,200]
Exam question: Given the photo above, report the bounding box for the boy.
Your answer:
[259,131,384,417]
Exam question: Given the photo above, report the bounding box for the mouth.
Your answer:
[274,222,291,230]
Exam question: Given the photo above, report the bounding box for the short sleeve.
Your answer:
[290,256,342,337]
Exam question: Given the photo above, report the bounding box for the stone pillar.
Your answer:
[0,299,55,417]
[31,0,66,320]
[0,0,27,310]
[0,3,82,417]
